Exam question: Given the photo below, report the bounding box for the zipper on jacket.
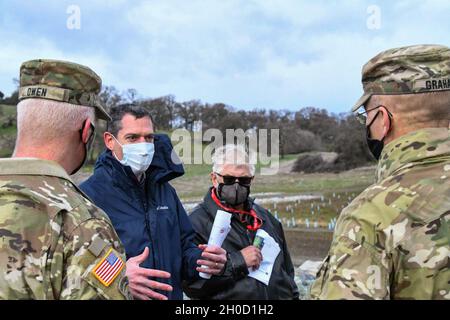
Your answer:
[143,182,157,271]
[232,214,252,246]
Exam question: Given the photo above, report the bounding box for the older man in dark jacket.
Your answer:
[80,105,226,300]
[183,145,299,300]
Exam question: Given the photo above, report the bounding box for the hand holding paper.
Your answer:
[240,245,263,270]
[199,210,232,279]
[248,229,281,285]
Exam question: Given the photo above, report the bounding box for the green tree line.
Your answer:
[0,85,374,171]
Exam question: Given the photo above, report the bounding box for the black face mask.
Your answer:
[217,182,250,207]
[366,111,390,161]
[71,120,96,175]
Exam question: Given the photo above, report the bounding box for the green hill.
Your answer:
[0,104,16,116]
[0,104,17,157]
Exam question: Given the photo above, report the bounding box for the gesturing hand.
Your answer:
[126,247,173,300]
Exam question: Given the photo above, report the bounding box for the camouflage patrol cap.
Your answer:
[352,44,450,112]
[18,59,111,121]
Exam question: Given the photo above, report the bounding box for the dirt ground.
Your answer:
[284,228,333,266]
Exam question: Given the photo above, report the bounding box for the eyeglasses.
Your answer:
[355,105,393,125]
[215,173,254,186]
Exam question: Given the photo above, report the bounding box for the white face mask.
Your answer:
[112,135,155,176]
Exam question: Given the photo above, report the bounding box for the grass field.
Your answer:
[0,105,16,123]
[171,162,376,230]
[173,163,375,199]
[0,104,17,157]
[0,104,16,115]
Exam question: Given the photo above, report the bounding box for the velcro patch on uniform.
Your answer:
[87,236,109,257]
[91,248,125,287]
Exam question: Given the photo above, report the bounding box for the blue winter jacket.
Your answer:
[80,134,201,300]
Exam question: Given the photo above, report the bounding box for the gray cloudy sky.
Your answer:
[1,0,449,113]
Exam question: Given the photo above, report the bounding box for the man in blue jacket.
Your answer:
[80,104,226,300]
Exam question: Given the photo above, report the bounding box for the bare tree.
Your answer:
[99,86,123,112]
[176,100,203,131]
[140,95,180,130]
[125,88,139,104]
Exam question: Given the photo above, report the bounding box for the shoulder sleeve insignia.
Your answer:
[91,248,125,287]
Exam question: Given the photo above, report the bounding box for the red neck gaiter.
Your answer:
[211,187,263,232]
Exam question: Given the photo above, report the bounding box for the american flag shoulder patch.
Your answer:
[92,248,125,287]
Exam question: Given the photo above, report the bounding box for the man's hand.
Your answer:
[126,247,173,300]
[196,244,227,275]
[240,245,263,270]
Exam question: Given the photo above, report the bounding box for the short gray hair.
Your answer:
[212,144,256,176]
[370,91,450,124]
[16,98,95,142]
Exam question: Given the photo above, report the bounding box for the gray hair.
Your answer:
[212,144,256,176]
[16,98,96,142]
[370,91,450,125]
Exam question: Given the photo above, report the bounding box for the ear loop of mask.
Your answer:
[109,133,124,162]
[366,111,380,138]
[366,107,392,160]
[367,108,392,140]
[71,119,95,175]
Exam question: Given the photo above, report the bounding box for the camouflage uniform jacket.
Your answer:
[311,128,450,300]
[0,158,131,300]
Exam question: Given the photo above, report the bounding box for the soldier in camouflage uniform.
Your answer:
[0,59,131,299]
[311,45,450,300]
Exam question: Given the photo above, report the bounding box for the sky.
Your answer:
[1,0,449,113]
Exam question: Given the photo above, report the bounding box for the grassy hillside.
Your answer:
[0,104,17,157]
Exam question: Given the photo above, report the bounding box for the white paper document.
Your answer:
[248,229,281,285]
[199,210,232,279]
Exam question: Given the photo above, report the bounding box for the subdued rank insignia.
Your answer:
[88,237,109,257]
[92,248,125,287]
